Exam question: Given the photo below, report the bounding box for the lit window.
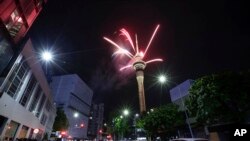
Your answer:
[4,9,23,38]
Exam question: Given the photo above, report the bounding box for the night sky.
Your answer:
[29,0,250,119]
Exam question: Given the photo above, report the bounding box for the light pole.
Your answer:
[121,109,130,140]
[157,74,167,105]
[158,74,194,138]
[40,50,56,139]
[41,50,54,83]
[133,113,139,139]
[177,86,194,138]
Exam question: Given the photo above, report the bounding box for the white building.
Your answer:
[0,39,56,141]
[51,74,93,139]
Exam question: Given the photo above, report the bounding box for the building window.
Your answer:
[17,125,29,139]
[4,120,20,139]
[36,94,46,117]
[6,58,29,98]
[29,86,41,112]
[34,0,44,9]
[4,9,24,38]
[0,116,8,136]
[19,74,37,107]
[35,129,43,140]
[40,114,47,125]
[21,0,36,25]
[28,128,34,139]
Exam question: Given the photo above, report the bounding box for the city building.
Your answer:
[50,74,93,139]
[170,79,207,138]
[1,1,52,140]
[87,103,104,139]
[0,0,47,43]
[0,39,56,141]
[0,0,47,76]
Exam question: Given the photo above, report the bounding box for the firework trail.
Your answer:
[103,24,163,71]
[103,24,163,113]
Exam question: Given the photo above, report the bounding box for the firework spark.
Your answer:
[103,24,163,71]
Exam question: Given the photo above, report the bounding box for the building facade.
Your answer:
[0,0,47,43]
[87,103,104,139]
[0,39,56,141]
[0,0,47,77]
[51,74,93,139]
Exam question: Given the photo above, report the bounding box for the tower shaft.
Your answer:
[136,70,146,113]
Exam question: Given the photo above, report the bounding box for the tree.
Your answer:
[52,107,69,131]
[112,116,130,140]
[186,70,250,125]
[138,103,185,140]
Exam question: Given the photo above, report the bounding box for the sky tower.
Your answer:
[133,54,146,112]
[104,24,162,113]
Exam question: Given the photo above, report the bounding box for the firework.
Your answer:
[103,24,163,71]
[103,24,163,113]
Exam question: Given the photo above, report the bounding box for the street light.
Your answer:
[157,74,168,105]
[158,74,194,138]
[118,109,130,140]
[135,113,139,118]
[40,50,54,83]
[41,50,53,62]
[73,112,79,118]
[158,75,167,84]
[123,109,129,116]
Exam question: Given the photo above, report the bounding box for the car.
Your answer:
[172,138,208,141]
[137,137,147,141]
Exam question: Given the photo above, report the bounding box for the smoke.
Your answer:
[90,56,133,94]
